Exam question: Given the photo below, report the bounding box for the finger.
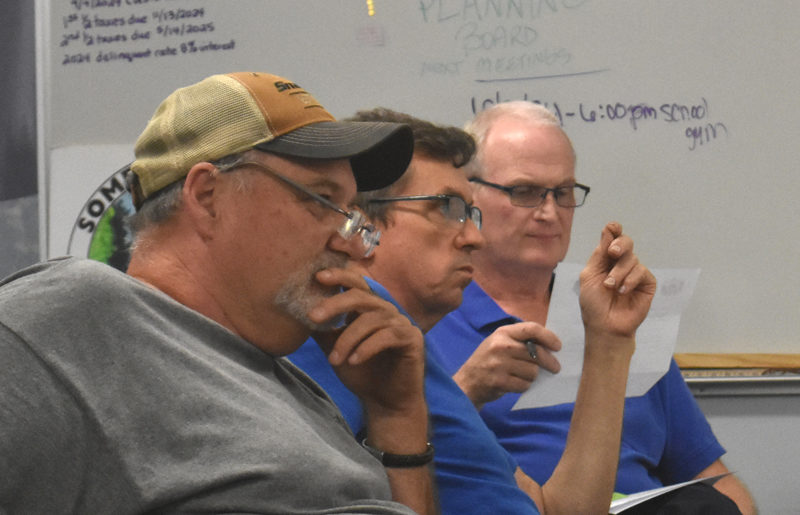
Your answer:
[306,268,375,329]
[524,342,561,374]
[617,263,657,296]
[310,291,398,364]
[601,233,641,292]
[315,267,370,292]
[328,306,415,365]
[524,339,538,361]
[586,222,623,274]
[604,250,639,293]
[503,348,560,384]
[501,322,562,353]
[607,233,633,260]
[603,221,623,248]
[308,287,374,328]
[329,311,387,365]
[607,220,623,237]
[342,323,422,365]
[502,372,541,394]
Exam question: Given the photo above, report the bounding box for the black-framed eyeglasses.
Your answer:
[470,178,590,208]
[368,194,482,229]
[226,161,381,257]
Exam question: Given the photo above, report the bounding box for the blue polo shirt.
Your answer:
[427,280,726,494]
[289,278,539,514]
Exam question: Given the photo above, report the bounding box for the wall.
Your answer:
[37,0,799,355]
[696,393,800,513]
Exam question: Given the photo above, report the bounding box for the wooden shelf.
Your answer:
[675,354,800,396]
[675,353,800,370]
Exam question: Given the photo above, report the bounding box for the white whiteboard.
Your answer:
[37,0,800,354]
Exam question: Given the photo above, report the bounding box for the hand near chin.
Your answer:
[309,268,433,515]
[308,267,426,416]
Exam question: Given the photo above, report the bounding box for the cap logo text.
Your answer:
[274,80,302,93]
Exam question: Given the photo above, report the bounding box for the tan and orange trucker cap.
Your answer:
[127,71,413,208]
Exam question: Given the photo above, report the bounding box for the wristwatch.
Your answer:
[361,438,435,468]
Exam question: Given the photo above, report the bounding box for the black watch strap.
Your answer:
[361,439,434,468]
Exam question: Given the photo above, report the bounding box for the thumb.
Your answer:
[585,221,622,273]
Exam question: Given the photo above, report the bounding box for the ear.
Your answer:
[181,162,221,239]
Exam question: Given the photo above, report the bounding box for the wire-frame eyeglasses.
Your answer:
[368,194,482,229]
[224,161,381,257]
[469,178,590,208]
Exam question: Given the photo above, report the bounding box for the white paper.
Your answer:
[512,263,700,410]
[608,473,730,513]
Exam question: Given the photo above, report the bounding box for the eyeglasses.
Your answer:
[368,194,482,229]
[226,162,380,257]
[470,178,590,208]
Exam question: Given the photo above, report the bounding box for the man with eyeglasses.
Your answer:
[428,101,755,514]
[289,108,658,514]
[0,72,436,514]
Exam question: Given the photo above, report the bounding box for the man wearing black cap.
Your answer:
[0,72,433,514]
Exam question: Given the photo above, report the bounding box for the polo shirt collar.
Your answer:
[458,281,520,333]
[459,274,556,334]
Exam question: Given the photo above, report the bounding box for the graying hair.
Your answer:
[465,101,573,178]
[127,151,252,235]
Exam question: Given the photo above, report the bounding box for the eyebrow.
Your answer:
[303,177,344,191]
[441,188,473,201]
[405,187,470,198]
[303,177,356,202]
[506,180,577,188]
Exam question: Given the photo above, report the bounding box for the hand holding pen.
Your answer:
[451,321,562,410]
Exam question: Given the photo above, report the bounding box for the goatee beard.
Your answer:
[273,252,349,331]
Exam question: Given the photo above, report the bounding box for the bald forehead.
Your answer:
[486,117,571,150]
[481,120,575,183]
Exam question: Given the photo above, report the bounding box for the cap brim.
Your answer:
[254,121,413,191]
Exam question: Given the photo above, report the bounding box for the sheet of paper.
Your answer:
[608,473,730,513]
[512,263,700,410]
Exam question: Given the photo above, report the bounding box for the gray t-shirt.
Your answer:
[0,258,414,514]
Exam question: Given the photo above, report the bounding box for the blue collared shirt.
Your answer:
[427,280,726,494]
[289,277,540,514]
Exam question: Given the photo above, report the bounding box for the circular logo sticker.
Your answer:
[68,165,134,272]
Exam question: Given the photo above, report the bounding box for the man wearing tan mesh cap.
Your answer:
[0,72,434,514]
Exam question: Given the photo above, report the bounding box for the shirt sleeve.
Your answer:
[656,360,726,483]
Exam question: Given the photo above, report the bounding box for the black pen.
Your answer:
[524,339,538,362]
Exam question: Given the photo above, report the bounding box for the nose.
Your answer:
[533,191,559,220]
[326,231,366,261]
[455,218,486,250]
